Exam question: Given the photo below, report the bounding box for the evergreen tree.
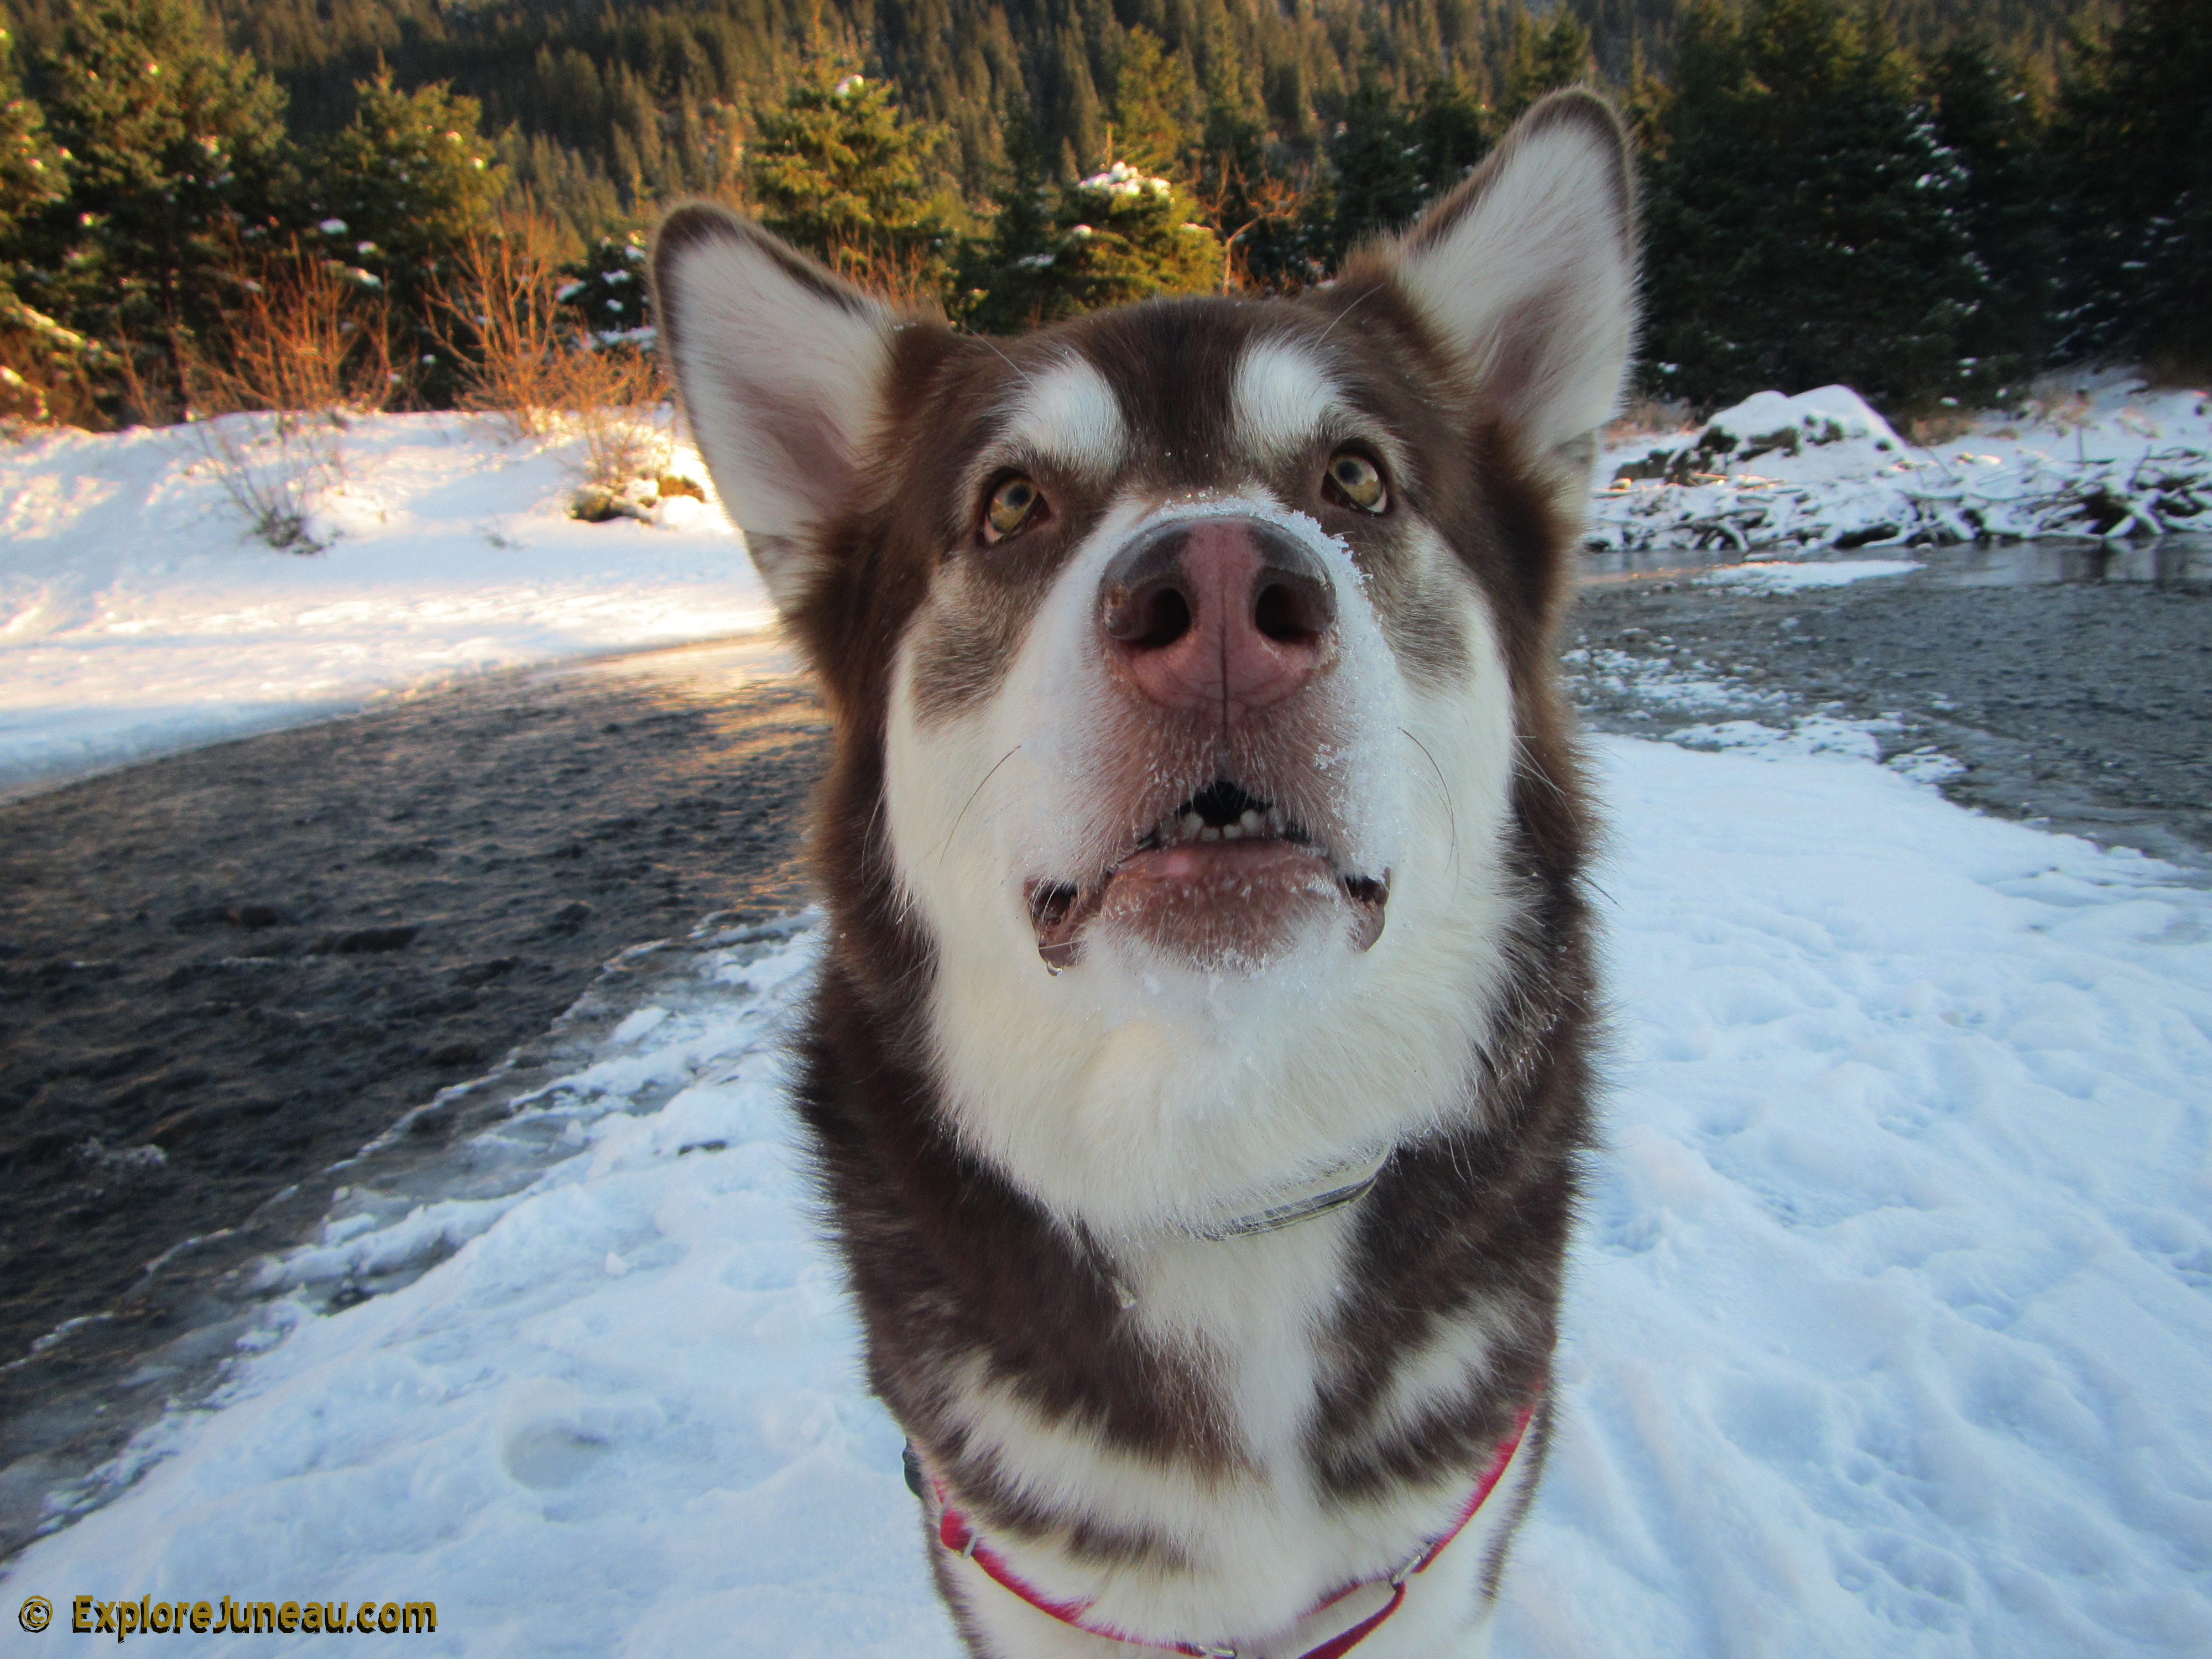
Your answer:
[2052,0,2212,372]
[0,28,66,319]
[0,24,86,415]
[1318,80,1427,261]
[1926,38,2057,384]
[747,64,956,296]
[1639,0,1997,414]
[1108,27,1203,180]
[966,154,1219,330]
[23,0,290,400]
[1500,4,1595,122]
[958,106,1058,328]
[1408,75,1493,195]
[1309,73,1493,272]
[302,67,507,396]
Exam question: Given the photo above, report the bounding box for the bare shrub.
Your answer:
[182,242,401,551]
[1607,394,1697,441]
[430,215,577,439]
[1905,409,1978,447]
[432,215,675,517]
[1196,154,1312,296]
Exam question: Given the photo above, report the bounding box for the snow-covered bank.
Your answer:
[8,733,2207,1658]
[1593,377,2211,554]
[0,413,770,797]
[6,377,2200,800]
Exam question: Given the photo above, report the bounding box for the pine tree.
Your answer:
[1408,75,1493,198]
[298,70,508,403]
[23,0,291,401]
[966,153,1220,330]
[0,29,66,315]
[1109,28,1203,181]
[2052,0,2212,372]
[1317,80,1427,262]
[958,107,1060,329]
[1499,4,1594,122]
[0,25,84,415]
[1639,0,1997,414]
[1926,38,2057,385]
[747,64,956,298]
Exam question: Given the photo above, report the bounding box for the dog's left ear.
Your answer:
[652,205,897,614]
[1385,88,1638,463]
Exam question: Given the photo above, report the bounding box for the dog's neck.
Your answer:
[1180,1148,1392,1243]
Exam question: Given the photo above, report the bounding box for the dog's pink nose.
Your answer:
[1099,518,1335,719]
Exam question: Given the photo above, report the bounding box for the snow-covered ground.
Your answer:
[6,378,2201,799]
[7,728,2207,1657]
[4,391,2209,1651]
[0,411,769,797]
[1593,374,2211,554]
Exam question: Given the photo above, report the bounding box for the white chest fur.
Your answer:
[933,1206,1530,1655]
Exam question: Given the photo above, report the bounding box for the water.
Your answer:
[1580,533,2212,588]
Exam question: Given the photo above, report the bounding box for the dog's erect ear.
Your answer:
[1385,88,1637,461]
[653,205,895,612]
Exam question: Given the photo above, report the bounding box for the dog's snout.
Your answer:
[1100,518,1335,718]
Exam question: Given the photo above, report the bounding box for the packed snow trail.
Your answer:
[6,736,2209,1658]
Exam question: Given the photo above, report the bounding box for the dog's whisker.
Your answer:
[1400,726,1460,891]
[931,744,1022,868]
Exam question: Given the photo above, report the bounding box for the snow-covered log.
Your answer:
[1590,379,2210,553]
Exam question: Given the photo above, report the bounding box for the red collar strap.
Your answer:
[931,1392,1538,1659]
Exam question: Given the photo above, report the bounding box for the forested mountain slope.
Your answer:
[0,0,2200,434]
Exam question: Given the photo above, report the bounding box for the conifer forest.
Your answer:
[0,0,2204,427]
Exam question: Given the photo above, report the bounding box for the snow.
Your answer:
[1594,375,2212,554]
[7,376,2198,802]
[0,411,770,798]
[1701,557,1924,591]
[9,732,2209,1657]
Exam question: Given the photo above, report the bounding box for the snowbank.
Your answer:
[0,412,770,797]
[9,734,2208,1657]
[1593,377,2212,554]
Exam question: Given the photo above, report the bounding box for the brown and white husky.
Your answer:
[653,87,1636,1659]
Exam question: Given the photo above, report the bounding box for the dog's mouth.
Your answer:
[1026,779,1389,973]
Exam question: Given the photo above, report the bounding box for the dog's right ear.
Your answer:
[653,205,895,614]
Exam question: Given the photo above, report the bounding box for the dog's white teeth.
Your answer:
[1199,826,1222,842]
[1181,812,1204,839]
[1239,809,1265,836]
[1266,808,1286,836]
[1222,824,1242,839]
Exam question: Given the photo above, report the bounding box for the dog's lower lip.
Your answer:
[1027,844,1389,970]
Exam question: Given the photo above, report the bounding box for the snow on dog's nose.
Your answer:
[1099,517,1336,723]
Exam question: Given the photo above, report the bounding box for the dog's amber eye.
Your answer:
[983,475,1046,542]
[1324,451,1387,513]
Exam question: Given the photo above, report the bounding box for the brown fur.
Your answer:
[652,86,1630,1641]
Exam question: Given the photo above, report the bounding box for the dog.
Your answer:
[652,87,1635,1659]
